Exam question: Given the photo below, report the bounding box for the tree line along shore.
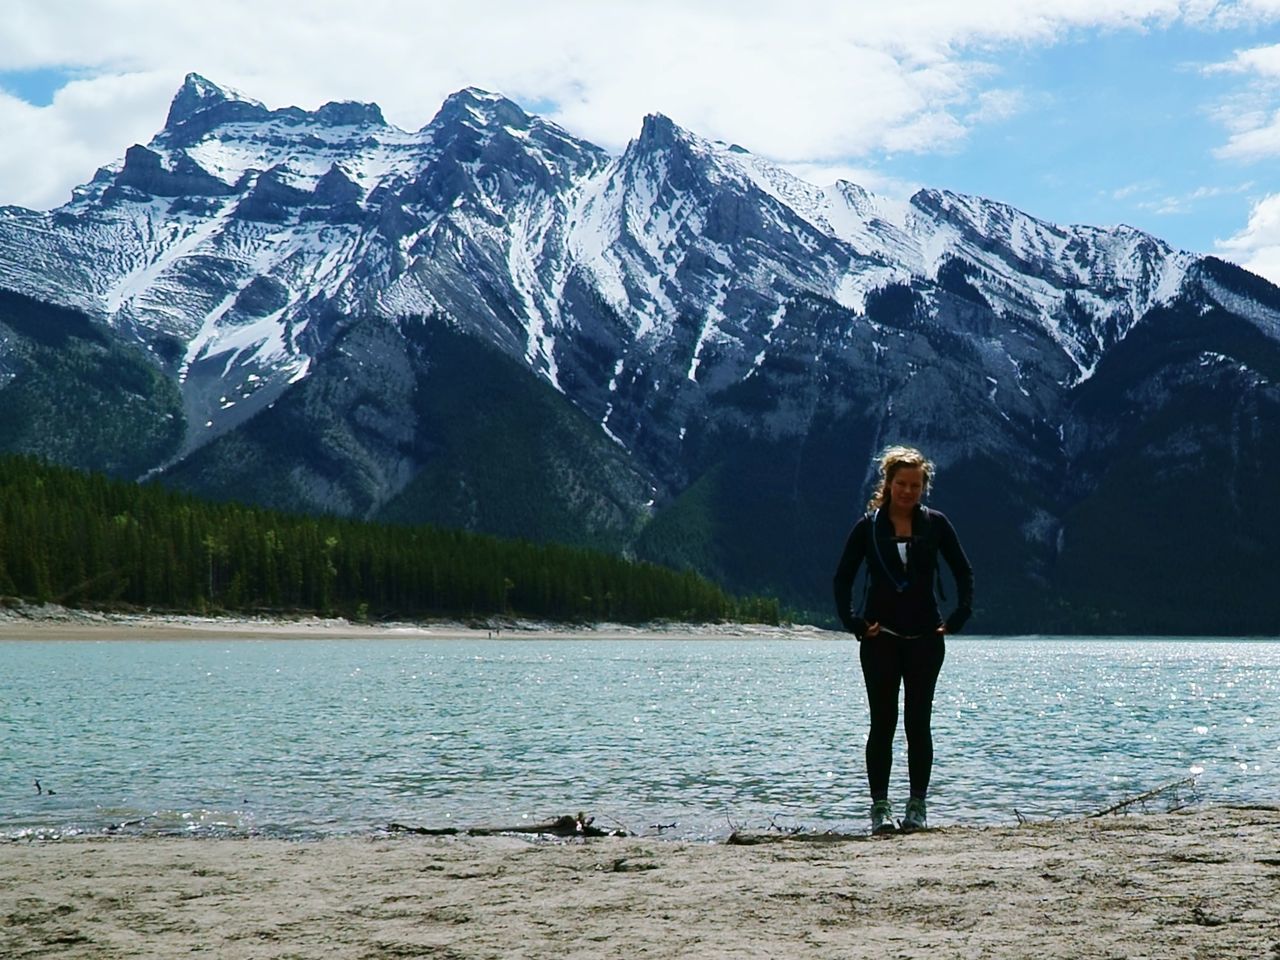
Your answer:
[0,455,781,625]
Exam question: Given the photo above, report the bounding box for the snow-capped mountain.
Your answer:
[2,74,1278,633]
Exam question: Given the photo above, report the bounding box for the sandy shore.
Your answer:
[2,807,1278,959]
[0,603,829,642]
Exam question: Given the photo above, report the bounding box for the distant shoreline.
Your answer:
[0,601,832,643]
[3,604,1277,641]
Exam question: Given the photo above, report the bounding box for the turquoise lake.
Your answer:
[1,636,1276,839]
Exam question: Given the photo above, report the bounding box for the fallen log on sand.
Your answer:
[388,812,627,838]
[1089,776,1200,818]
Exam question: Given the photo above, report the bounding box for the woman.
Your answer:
[832,445,973,834]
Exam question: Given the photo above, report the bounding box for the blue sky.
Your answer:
[3,1,1280,281]
[892,22,1268,256]
[1,67,70,107]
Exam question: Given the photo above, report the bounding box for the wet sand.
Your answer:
[2,806,1278,959]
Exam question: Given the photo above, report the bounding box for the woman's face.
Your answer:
[888,465,925,512]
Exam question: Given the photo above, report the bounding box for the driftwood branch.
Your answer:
[727,829,868,845]
[388,812,627,838]
[1089,776,1200,818]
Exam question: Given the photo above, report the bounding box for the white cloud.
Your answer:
[964,87,1025,125]
[0,0,1276,209]
[1207,42,1280,162]
[0,72,173,207]
[1136,181,1256,215]
[1207,0,1280,26]
[1215,109,1280,161]
[1111,180,1159,201]
[1204,40,1280,76]
[783,161,922,200]
[1217,192,1280,284]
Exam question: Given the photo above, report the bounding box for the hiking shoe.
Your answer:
[870,799,897,835]
[900,796,928,832]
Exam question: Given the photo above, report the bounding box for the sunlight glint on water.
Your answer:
[1,637,1276,839]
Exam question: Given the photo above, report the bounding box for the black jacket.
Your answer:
[832,504,974,638]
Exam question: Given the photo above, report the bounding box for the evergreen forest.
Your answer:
[0,456,780,624]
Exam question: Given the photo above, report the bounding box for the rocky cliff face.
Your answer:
[1,74,1277,631]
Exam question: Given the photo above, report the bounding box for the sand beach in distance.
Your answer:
[0,602,824,643]
[3,607,1279,958]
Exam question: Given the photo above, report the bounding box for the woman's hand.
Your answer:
[864,621,881,639]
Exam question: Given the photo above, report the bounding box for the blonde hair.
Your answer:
[866,445,934,512]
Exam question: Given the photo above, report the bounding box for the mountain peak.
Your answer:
[638,113,685,148]
[428,87,534,133]
[164,73,265,131]
[453,86,506,104]
[313,100,387,128]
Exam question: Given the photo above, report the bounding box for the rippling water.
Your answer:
[1,636,1276,839]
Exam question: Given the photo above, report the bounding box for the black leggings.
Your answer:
[858,633,946,801]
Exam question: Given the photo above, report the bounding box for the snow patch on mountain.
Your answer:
[0,74,1241,473]
[1201,275,1280,341]
[105,203,236,314]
